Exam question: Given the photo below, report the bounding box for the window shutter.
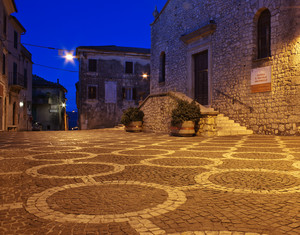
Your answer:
[122,87,125,99]
[133,88,137,100]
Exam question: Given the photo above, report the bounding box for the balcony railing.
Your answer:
[9,72,25,88]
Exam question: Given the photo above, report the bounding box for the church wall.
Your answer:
[151,0,300,135]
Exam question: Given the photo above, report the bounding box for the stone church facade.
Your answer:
[76,46,150,130]
[149,0,300,135]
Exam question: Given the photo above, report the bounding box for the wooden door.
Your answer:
[194,50,208,105]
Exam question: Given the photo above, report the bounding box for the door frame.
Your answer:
[187,41,212,106]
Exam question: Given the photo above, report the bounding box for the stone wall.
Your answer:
[151,0,300,135]
[140,93,177,133]
[140,91,215,134]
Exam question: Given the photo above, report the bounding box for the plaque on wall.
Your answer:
[251,66,272,93]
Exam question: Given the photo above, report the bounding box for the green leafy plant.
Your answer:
[171,100,201,126]
[121,107,144,126]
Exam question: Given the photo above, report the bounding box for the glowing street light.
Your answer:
[142,73,149,79]
[60,50,75,63]
[65,53,74,61]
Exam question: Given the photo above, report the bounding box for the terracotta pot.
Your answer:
[125,121,143,132]
[170,121,195,137]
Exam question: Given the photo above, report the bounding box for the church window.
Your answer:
[159,52,165,83]
[257,9,271,59]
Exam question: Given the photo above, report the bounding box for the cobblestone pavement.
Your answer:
[0,129,299,235]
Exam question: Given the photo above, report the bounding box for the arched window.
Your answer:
[159,52,165,83]
[257,9,271,59]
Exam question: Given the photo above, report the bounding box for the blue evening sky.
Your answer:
[13,0,167,111]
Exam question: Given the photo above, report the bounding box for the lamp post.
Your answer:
[62,102,67,131]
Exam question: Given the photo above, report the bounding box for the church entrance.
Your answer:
[194,50,208,105]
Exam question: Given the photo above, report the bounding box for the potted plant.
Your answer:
[121,107,144,132]
[170,100,201,136]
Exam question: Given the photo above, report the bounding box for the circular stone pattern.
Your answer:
[195,169,300,194]
[209,171,300,191]
[47,185,168,215]
[38,163,114,176]
[26,162,125,179]
[149,158,214,167]
[26,181,186,224]
[229,152,288,160]
[30,146,79,152]
[117,149,171,156]
[32,153,90,161]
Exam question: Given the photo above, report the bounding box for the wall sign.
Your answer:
[251,66,272,93]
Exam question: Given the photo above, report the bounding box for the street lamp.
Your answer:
[142,73,149,79]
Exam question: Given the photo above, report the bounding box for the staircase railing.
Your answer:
[215,89,254,113]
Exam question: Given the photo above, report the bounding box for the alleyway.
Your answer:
[0,130,299,235]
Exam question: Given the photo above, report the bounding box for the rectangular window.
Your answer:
[2,54,5,75]
[88,59,97,72]
[3,12,6,35]
[88,86,97,99]
[125,62,133,74]
[159,52,166,83]
[24,68,27,88]
[14,31,18,49]
[122,87,137,100]
[13,62,17,84]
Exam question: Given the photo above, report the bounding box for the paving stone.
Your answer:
[0,130,299,234]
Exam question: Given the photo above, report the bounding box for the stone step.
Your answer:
[217,123,241,128]
[217,129,253,136]
[214,113,252,136]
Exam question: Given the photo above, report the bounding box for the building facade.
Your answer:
[150,0,300,135]
[0,0,33,131]
[32,75,67,131]
[76,46,150,130]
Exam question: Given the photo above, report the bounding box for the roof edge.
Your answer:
[151,0,171,26]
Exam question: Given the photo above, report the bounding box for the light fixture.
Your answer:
[19,101,24,107]
[142,73,148,79]
[62,103,66,108]
[62,50,75,63]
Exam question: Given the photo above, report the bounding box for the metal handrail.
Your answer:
[215,89,254,113]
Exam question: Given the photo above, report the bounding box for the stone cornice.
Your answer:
[180,23,216,44]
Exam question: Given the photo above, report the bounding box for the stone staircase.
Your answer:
[215,114,253,136]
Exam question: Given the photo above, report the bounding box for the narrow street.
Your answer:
[0,130,299,235]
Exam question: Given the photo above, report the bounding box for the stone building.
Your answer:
[144,0,300,135]
[32,75,67,131]
[76,46,150,130]
[0,0,33,131]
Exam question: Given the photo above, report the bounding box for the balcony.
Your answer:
[9,72,25,91]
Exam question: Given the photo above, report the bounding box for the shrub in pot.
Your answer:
[170,100,201,136]
[121,107,144,132]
